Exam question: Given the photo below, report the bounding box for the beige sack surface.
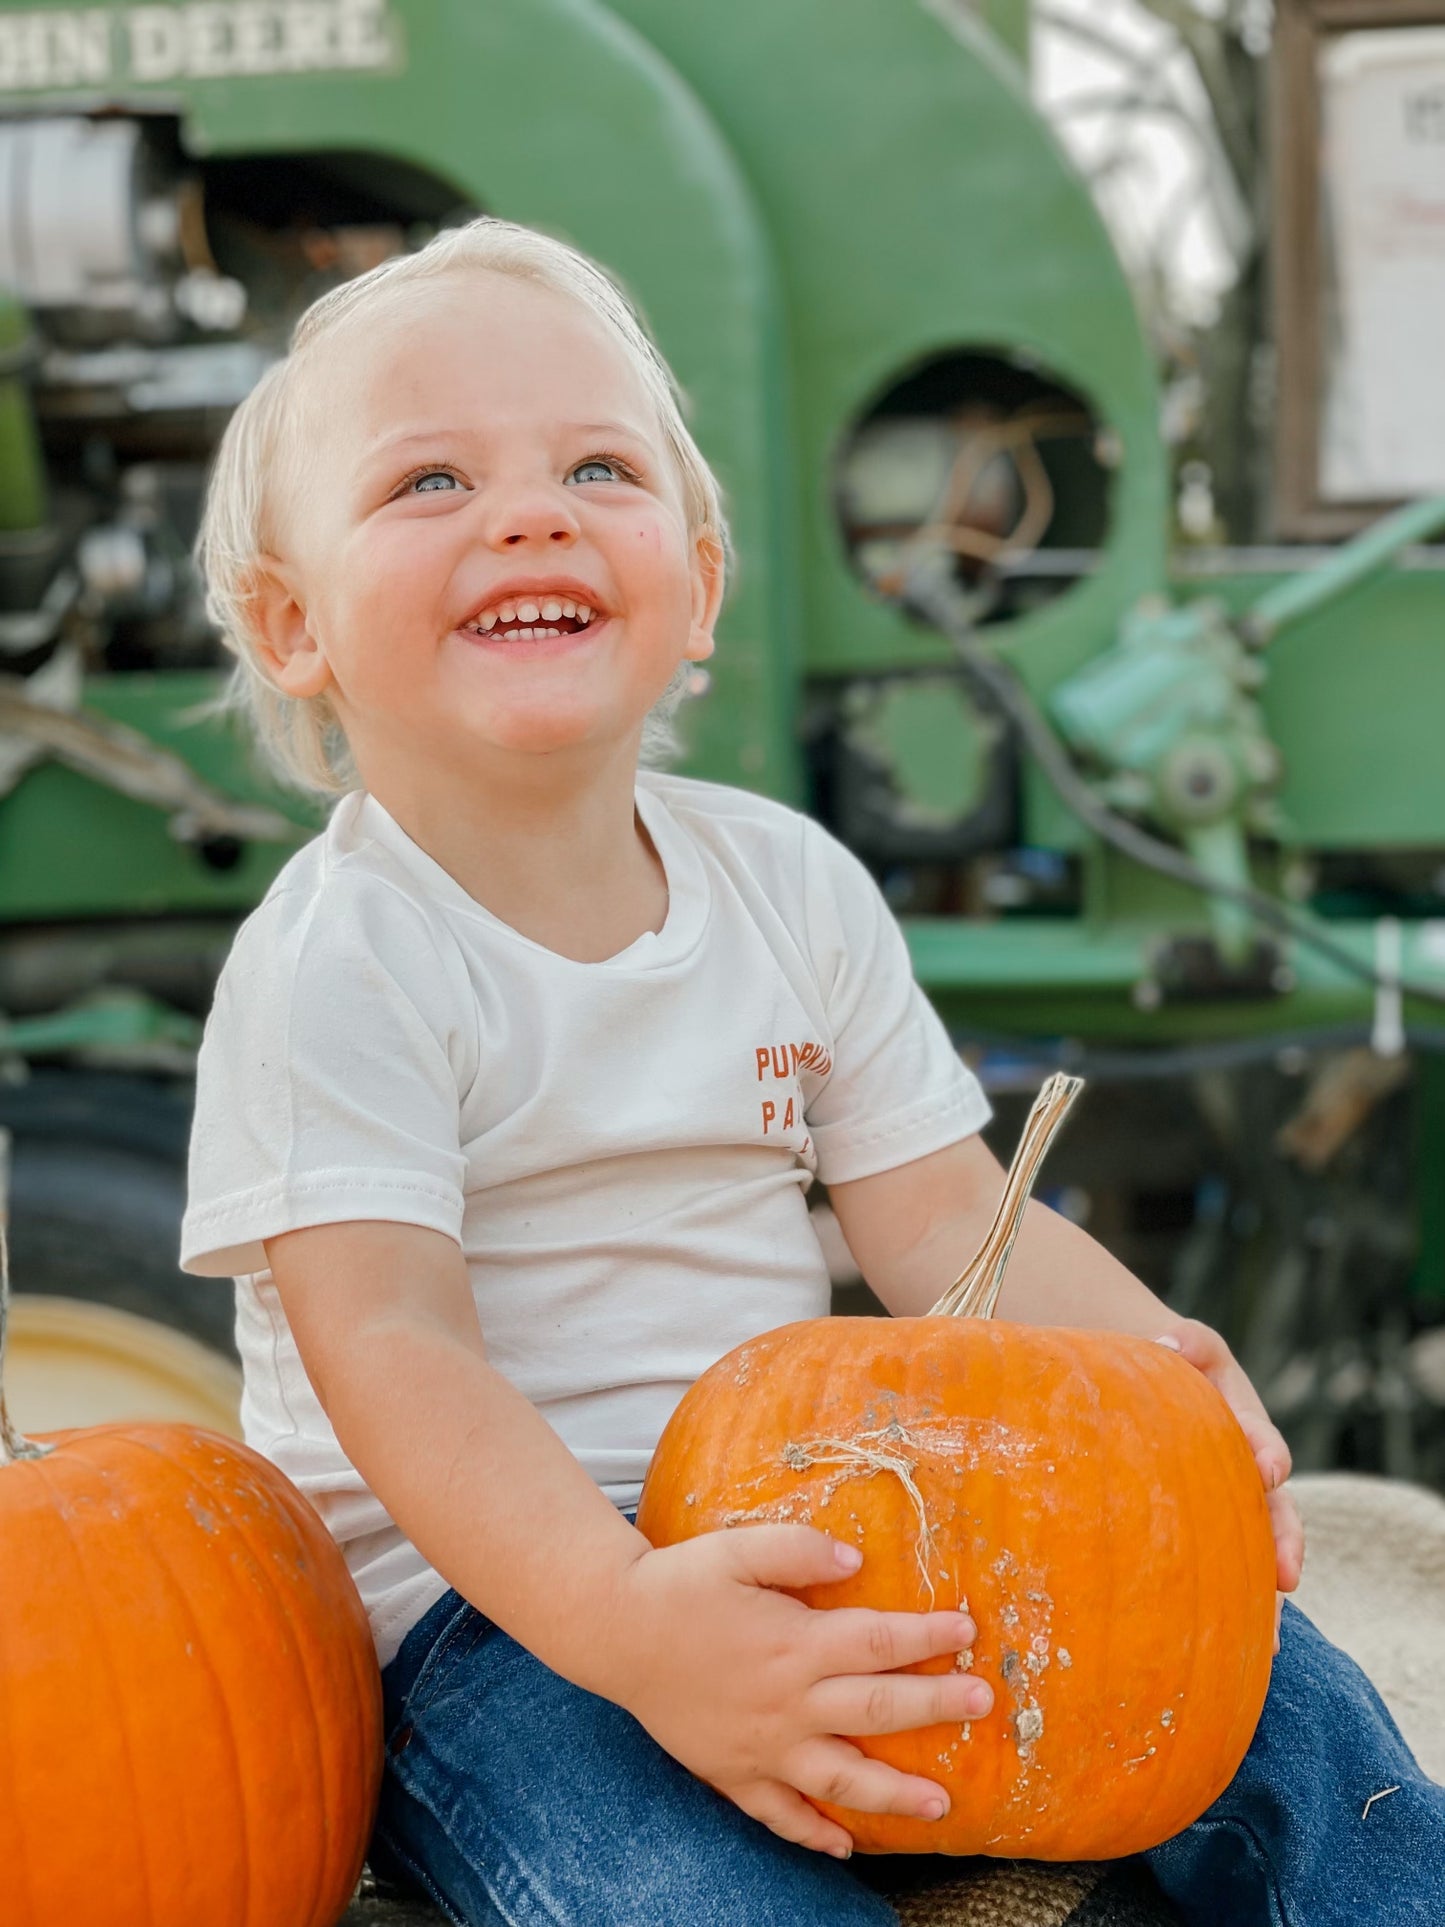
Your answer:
[1288,1469,1445,1784]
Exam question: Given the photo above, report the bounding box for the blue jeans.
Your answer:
[369,1592,1445,1926]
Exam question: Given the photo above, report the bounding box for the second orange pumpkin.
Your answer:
[637,1315,1276,1859]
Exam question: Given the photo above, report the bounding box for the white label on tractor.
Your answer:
[0,1,401,91]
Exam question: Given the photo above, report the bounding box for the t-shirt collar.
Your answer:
[343,774,709,970]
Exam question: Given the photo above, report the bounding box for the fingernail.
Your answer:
[831,1842,853,1860]
[922,1798,947,1820]
[1155,1335,1183,1351]
[835,1542,863,1572]
[966,1683,994,1715]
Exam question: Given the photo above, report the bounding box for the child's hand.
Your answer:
[601,1525,992,1859]
[1155,1320,1304,1651]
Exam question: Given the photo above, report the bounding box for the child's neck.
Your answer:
[367,763,669,964]
[474,815,669,963]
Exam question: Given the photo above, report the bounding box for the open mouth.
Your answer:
[463,595,600,643]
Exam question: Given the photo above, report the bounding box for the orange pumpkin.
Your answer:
[0,1139,382,1927]
[637,1314,1276,1860]
[0,1418,384,1927]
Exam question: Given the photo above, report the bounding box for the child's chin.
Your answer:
[478,710,608,755]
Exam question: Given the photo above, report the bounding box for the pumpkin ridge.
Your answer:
[1190,1367,1261,1807]
[1117,1341,1179,1849]
[173,1431,380,1927]
[1111,1343,1180,1852]
[985,1334,1055,1851]
[29,1447,161,1927]
[127,1429,341,1927]
[1117,1341,1163,1849]
[0,1479,41,1923]
[1170,1351,1211,1843]
[211,1445,357,1927]
[130,1430,345,1927]
[1208,1387,1271,1787]
[1117,1342,1192,1851]
[1179,1356,1225,1834]
[99,1437,257,1927]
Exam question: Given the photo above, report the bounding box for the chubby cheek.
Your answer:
[322,534,444,676]
[347,526,445,614]
[609,507,693,622]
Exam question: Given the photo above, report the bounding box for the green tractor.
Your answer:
[0,0,1441,1482]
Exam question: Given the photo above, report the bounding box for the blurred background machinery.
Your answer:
[1,0,1444,1487]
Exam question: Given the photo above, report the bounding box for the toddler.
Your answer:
[180,216,1442,1926]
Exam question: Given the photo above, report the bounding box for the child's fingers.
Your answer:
[807,1665,993,1736]
[726,1776,856,1859]
[812,1605,978,1677]
[1233,1405,1292,1492]
[714,1521,867,1592]
[788,1734,955,1823]
[1267,1482,1305,1592]
[1159,1325,1295,1493]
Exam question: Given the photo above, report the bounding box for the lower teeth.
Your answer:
[481,624,586,640]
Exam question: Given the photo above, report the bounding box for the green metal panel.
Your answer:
[1269,572,1445,848]
[0,674,313,919]
[1174,564,1445,849]
[607,0,1168,697]
[905,913,1445,1040]
[0,0,804,801]
[862,680,995,822]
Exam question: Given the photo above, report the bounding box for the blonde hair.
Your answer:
[192,216,728,798]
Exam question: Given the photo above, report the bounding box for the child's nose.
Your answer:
[502,523,575,548]
[487,484,581,550]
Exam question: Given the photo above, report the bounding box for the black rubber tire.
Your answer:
[0,1072,237,1363]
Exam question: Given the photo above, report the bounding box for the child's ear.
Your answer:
[686,530,725,663]
[245,557,333,699]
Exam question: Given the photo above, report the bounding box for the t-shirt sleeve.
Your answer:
[800,816,991,1184]
[179,877,473,1278]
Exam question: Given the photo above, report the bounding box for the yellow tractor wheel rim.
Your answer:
[5,1293,243,1438]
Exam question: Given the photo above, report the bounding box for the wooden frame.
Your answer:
[1271,0,1445,536]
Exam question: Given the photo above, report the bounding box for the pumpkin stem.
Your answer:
[930,1072,1085,1319]
[0,1127,52,1465]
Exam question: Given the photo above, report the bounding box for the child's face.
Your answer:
[253,271,721,782]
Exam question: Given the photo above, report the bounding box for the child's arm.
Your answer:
[827,1132,1185,1333]
[265,1219,995,1858]
[826,1133,1305,1626]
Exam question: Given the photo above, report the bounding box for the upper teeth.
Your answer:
[471,596,594,633]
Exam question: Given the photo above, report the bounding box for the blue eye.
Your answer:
[413,470,460,492]
[570,458,624,485]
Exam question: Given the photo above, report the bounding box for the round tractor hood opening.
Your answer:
[834,347,1116,628]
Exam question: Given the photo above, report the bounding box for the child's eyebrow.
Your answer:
[360,418,658,470]
[563,419,655,446]
[358,426,468,468]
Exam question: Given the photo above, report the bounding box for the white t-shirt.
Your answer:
[180,770,991,1665]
